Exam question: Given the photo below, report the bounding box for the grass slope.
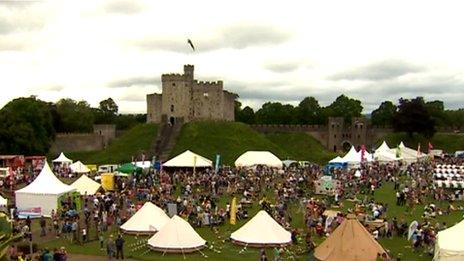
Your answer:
[380,132,464,153]
[170,121,288,166]
[266,132,338,164]
[66,124,158,164]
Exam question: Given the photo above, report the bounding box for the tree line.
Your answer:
[236,95,464,138]
[0,96,145,155]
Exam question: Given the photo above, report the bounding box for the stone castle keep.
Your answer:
[146,65,236,124]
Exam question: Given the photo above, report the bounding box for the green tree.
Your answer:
[393,97,436,137]
[99,98,118,115]
[296,96,323,124]
[426,100,446,127]
[0,97,55,155]
[56,98,94,132]
[255,102,296,124]
[371,101,397,127]
[324,95,363,123]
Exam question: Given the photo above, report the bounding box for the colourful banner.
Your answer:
[396,145,401,158]
[215,154,221,173]
[230,197,237,225]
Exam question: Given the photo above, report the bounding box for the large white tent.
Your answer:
[329,156,346,164]
[52,152,73,165]
[70,175,101,195]
[375,141,391,153]
[69,161,90,174]
[147,215,206,253]
[15,162,75,216]
[434,219,464,261]
[163,150,212,168]
[120,202,170,234]
[230,210,292,247]
[235,151,283,169]
[342,146,361,164]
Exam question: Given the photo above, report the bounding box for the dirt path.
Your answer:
[67,254,137,261]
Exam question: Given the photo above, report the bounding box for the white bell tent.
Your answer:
[235,151,283,169]
[434,219,464,261]
[120,202,170,234]
[163,150,212,168]
[70,174,101,195]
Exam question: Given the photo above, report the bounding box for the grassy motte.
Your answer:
[266,132,338,165]
[66,124,158,164]
[170,121,288,166]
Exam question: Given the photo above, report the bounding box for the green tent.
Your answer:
[117,163,142,174]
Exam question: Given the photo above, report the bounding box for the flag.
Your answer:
[187,39,195,51]
[360,145,366,161]
[141,153,146,162]
[417,143,421,156]
[193,155,197,174]
[230,197,237,225]
[214,154,221,173]
[428,142,434,153]
[396,144,401,158]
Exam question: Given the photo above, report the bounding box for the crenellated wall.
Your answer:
[147,65,235,124]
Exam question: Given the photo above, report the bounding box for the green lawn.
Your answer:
[266,132,338,165]
[65,124,158,165]
[379,132,464,154]
[171,121,288,166]
[40,181,464,261]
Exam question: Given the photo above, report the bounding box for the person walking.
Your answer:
[40,216,46,237]
[115,234,125,260]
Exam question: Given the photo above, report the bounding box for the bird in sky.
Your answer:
[187,39,195,51]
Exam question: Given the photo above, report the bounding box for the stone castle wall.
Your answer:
[50,133,104,155]
[49,124,117,155]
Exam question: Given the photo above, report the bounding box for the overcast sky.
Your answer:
[1,0,464,113]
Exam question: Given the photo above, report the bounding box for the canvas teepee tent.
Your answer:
[434,219,464,261]
[314,214,388,261]
[230,210,292,247]
[70,175,101,195]
[147,215,206,253]
[120,202,170,234]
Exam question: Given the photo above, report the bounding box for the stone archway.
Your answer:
[341,140,352,152]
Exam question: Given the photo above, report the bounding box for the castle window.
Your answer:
[172,83,176,86]
[170,105,174,112]
[334,134,337,138]
[203,92,209,97]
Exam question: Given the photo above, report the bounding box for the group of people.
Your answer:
[3,154,464,260]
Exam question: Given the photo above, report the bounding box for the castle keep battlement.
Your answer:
[147,65,235,124]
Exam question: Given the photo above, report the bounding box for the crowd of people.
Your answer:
[2,155,464,260]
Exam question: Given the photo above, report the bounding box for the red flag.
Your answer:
[361,144,366,162]
[428,142,433,153]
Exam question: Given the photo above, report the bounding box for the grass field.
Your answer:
[40,181,464,261]
[379,132,464,154]
[65,124,158,165]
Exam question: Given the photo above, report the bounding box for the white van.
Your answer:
[97,164,118,174]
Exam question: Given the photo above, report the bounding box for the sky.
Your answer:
[1,0,464,114]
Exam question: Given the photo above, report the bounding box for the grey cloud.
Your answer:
[107,76,161,88]
[0,8,46,35]
[133,24,291,53]
[102,0,145,15]
[330,60,424,81]
[43,85,63,92]
[231,72,464,112]
[119,94,146,102]
[264,61,301,73]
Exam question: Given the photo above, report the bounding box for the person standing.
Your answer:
[106,235,116,260]
[40,216,46,237]
[115,234,125,260]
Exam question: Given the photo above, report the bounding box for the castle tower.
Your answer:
[184,64,194,80]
